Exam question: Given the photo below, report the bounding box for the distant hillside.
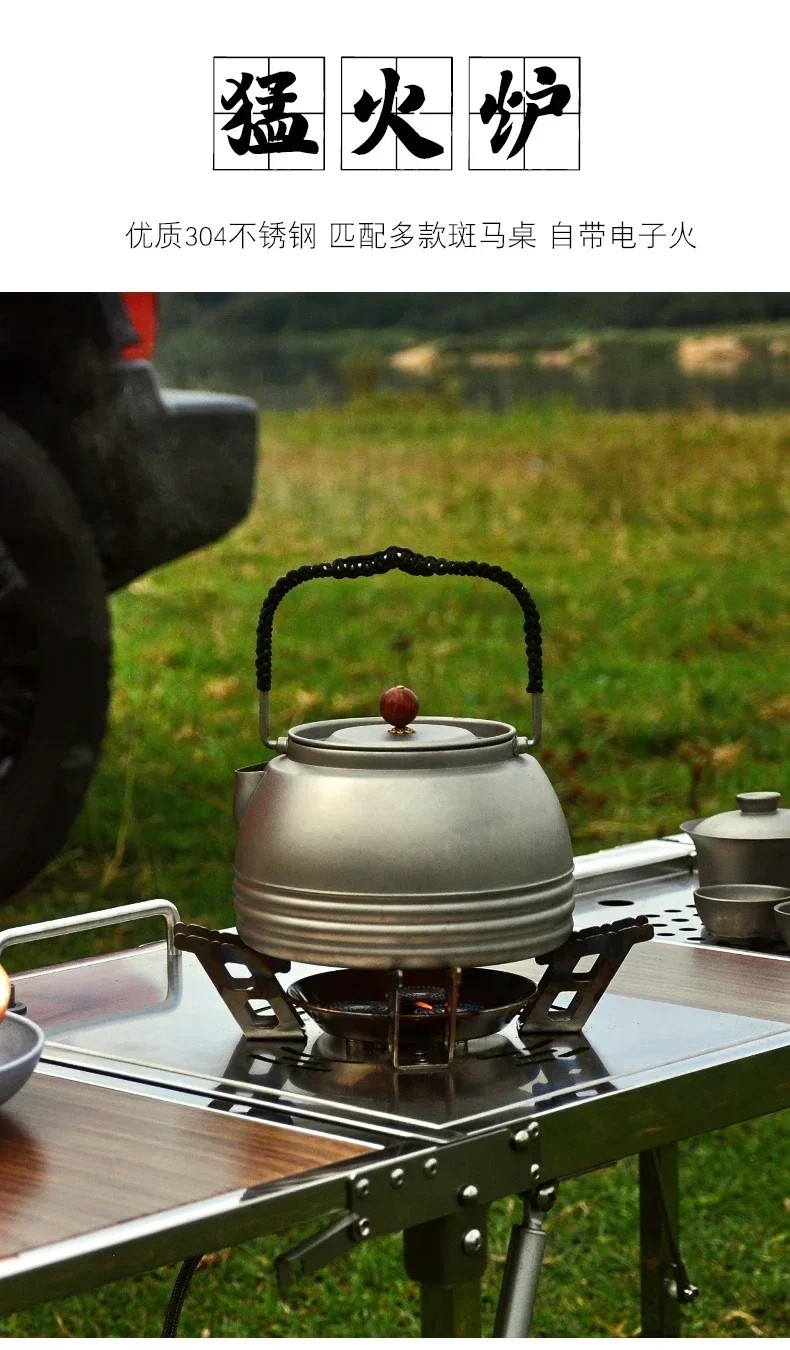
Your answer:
[161,292,790,339]
[154,294,790,412]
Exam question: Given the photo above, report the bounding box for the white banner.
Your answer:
[0,0,786,288]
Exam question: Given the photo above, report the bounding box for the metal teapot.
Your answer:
[233,546,574,969]
[682,791,790,889]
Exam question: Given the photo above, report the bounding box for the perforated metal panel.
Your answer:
[573,841,788,952]
[580,886,706,943]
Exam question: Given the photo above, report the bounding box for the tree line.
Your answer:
[162,292,790,337]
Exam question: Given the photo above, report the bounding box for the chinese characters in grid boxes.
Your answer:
[213,57,580,170]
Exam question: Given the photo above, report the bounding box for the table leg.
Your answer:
[420,1281,483,1337]
[403,1207,487,1337]
[639,1144,680,1337]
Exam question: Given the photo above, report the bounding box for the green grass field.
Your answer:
[2,400,789,1336]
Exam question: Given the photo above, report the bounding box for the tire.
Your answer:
[0,415,111,903]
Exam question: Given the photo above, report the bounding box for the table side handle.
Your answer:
[0,899,181,960]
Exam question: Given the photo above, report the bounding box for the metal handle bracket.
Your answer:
[515,693,542,751]
[0,899,181,961]
[276,1213,366,1296]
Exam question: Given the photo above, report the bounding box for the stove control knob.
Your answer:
[380,685,419,734]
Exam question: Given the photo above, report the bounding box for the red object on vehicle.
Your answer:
[121,292,158,361]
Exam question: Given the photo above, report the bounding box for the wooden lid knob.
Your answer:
[380,686,419,732]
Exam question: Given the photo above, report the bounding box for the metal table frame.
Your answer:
[0,837,788,1337]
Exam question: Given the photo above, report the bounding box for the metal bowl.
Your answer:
[693,884,790,945]
[0,1012,44,1106]
[773,900,790,947]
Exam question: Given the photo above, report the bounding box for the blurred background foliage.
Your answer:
[160,291,790,336]
[156,292,790,413]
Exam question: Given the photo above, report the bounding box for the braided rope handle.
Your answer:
[256,545,543,700]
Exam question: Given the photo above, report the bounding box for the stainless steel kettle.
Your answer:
[233,546,575,969]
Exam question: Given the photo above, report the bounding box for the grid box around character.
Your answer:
[341,57,452,170]
[469,57,580,170]
[213,57,325,169]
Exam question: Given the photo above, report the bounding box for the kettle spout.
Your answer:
[234,764,268,826]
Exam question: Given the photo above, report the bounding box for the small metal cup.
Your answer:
[773,900,790,948]
[693,884,790,945]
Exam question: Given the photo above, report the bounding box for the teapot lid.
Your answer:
[682,791,790,841]
[289,717,517,755]
[288,686,516,754]
[325,719,478,750]
[286,685,521,761]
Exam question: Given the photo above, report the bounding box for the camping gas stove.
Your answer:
[7,911,661,1138]
[172,910,653,1072]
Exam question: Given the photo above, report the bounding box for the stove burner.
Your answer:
[327,993,484,1016]
[288,967,537,1061]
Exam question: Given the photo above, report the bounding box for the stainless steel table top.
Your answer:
[21,939,787,1140]
[2,837,789,1318]
[13,837,790,1142]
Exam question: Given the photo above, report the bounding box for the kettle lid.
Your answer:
[290,715,516,753]
[324,719,480,750]
[289,685,515,754]
[682,791,790,841]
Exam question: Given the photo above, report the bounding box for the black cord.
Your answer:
[161,1254,204,1338]
[256,544,543,695]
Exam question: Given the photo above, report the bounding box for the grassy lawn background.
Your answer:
[1,400,789,1335]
